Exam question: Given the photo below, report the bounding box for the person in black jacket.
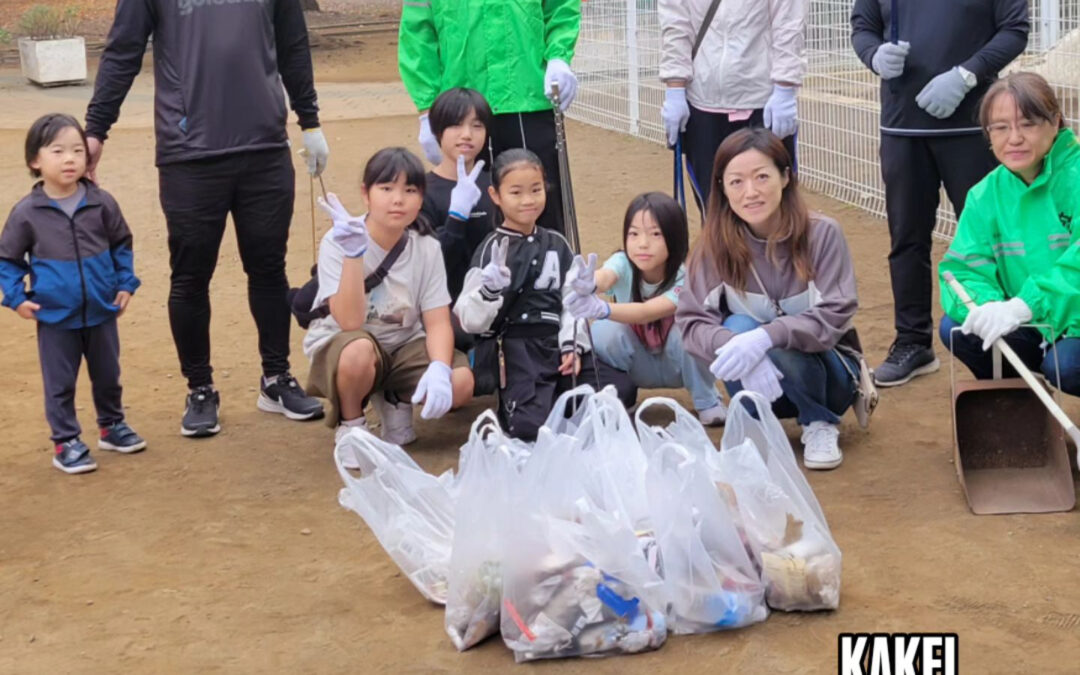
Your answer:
[851,0,1029,387]
[84,0,329,437]
[419,88,497,351]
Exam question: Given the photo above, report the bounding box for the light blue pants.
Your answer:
[590,319,721,411]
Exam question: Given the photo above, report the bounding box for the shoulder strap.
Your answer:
[693,0,724,61]
[364,234,409,294]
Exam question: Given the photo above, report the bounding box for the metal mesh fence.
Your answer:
[570,0,1080,239]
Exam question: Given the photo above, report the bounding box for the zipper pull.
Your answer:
[497,336,507,390]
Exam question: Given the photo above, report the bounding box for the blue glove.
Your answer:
[763,85,798,139]
[871,41,910,80]
[710,328,773,382]
[915,67,975,120]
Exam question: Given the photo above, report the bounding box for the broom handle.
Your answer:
[944,272,1080,447]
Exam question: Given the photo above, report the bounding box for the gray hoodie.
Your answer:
[677,214,863,363]
[86,0,319,166]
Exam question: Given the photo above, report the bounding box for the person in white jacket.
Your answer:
[660,0,806,214]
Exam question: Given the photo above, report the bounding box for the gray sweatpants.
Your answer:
[37,318,124,442]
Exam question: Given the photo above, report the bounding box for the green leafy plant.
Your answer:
[0,28,12,45]
[18,5,82,40]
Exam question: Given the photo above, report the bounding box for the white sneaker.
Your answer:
[697,402,728,426]
[800,421,842,470]
[335,417,371,470]
[372,395,417,446]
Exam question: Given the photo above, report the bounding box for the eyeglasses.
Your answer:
[986,119,1047,139]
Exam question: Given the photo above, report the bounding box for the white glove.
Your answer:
[302,128,330,176]
[411,361,454,419]
[662,86,690,148]
[710,328,773,381]
[916,67,975,120]
[448,156,486,219]
[418,114,442,164]
[741,358,784,403]
[318,192,367,258]
[569,253,598,295]
[544,58,578,111]
[481,238,512,293]
[961,297,1033,351]
[763,85,798,139]
[566,291,611,321]
[871,41,910,80]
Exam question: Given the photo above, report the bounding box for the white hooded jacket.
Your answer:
[659,0,807,111]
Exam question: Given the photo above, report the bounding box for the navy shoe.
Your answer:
[98,421,147,454]
[53,438,97,475]
[257,373,324,421]
[182,386,221,437]
[873,341,940,387]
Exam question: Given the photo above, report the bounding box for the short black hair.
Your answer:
[428,88,494,143]
[361,147,433,235]
[25,113,87,178]
[622,192,689,301]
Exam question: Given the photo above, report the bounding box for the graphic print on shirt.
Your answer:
[534,251,562,290]
[366,280,415,329]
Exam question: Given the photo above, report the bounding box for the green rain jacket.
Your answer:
[398,0,580,115]
[940,128,1080,341]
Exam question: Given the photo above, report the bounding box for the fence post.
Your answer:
[626,0,640,135]
[1040,0,1060,51]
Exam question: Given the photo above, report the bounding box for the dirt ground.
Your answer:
[2,35,1080,675]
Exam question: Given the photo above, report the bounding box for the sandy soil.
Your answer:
[1,36,1080,675]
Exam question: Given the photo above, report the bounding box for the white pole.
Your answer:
[626,0,640,135]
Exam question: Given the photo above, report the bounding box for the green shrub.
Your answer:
[18,5,82,40]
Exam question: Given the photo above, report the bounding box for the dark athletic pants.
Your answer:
[683,105,798,216]
[880,133,996,347]
[487,111,566,239]
[38,318,124,442]
[158,148,295,389]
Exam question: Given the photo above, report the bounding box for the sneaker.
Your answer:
[801,421,842,470]
[257,373,325,421]
[182,386,221,437]
[53,438,97,475]
[372,395,417,446]
[873,341,940,387]
[697,402,728,427]
[98,421,147,454]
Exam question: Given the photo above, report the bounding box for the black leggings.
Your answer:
[158,148,295,388]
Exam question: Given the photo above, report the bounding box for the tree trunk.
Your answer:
[301,0,320,11]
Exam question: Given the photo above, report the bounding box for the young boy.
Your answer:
[0,114,145,474]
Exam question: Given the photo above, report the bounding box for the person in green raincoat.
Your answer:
[938,72,1080,395]
[398,0,581,239]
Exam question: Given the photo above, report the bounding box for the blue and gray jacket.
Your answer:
[0,180,140,329]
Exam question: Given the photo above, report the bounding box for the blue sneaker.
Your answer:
[53,439,97,475]
[98,421,147,454]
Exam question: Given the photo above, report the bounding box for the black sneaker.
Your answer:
[873,341,940,387]
[257,373,324,421]
[53,438,97,475]
[182,386,221,437]
[99,421,147,453]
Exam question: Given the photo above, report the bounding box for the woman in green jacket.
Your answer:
[938,72,1080,394]
[398,0,581,239]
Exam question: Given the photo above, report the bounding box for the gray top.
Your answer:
[53,183,87,218]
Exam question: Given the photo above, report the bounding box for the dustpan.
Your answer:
[944,273,1079,515]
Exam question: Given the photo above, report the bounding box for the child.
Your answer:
[302,147,474,446]
[0,113,145,474]
[564,192,727,424]
[454,149,632,440]
[420,89,496,301]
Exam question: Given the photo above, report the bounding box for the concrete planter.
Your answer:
[18,37,87,87]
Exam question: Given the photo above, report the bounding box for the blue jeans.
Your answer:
[722,314,857,426]
[938,316,1080,395]
[590,319,720,411]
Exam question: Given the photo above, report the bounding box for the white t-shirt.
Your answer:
[302,225,451,360]
[602,251,684,305]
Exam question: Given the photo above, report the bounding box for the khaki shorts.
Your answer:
[307,330,468,426]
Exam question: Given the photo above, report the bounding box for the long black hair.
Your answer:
[362,147,433,234]
[622,192,688,302]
